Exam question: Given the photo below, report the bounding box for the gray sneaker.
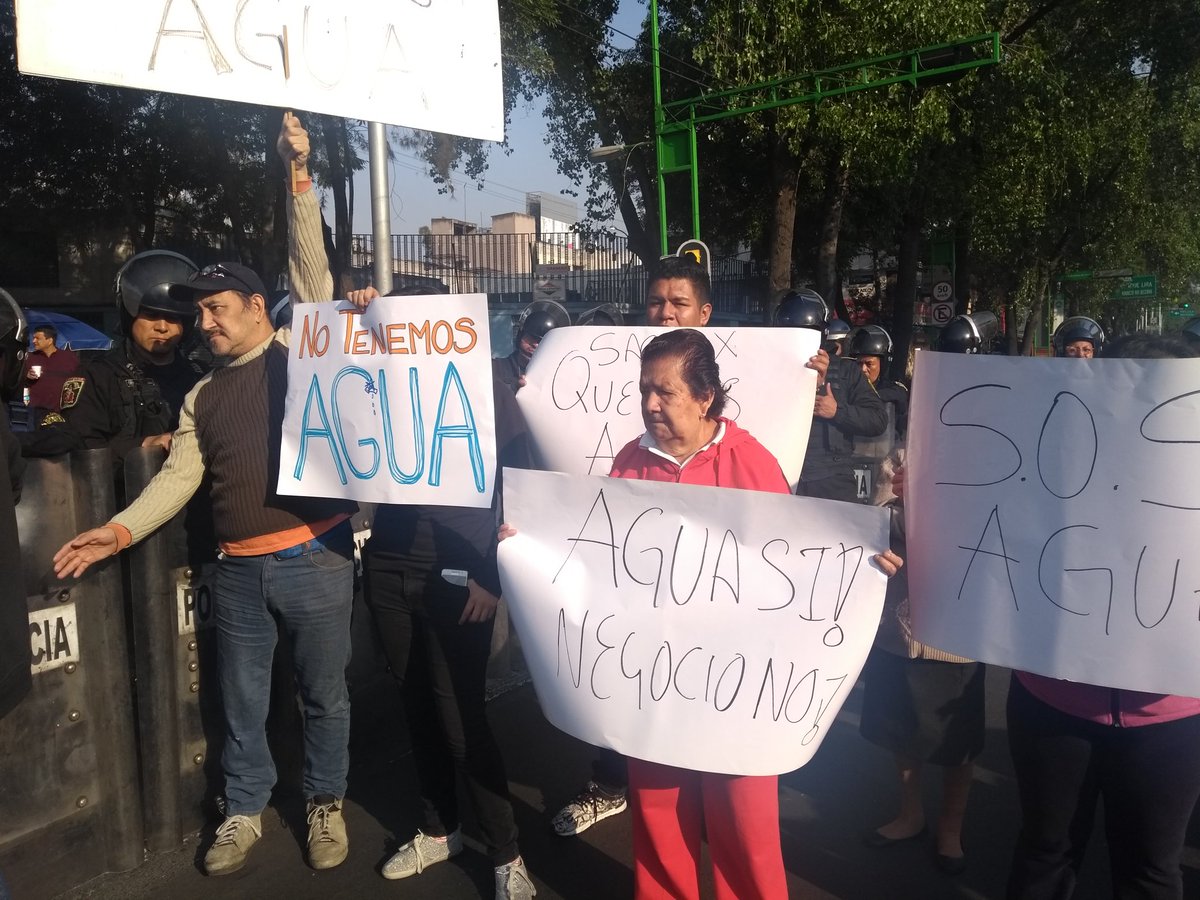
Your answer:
[306,795,348,870]
[551,781,627,836]
[381,828,463,880]
[495,857,536,900]
[204,814,262,876]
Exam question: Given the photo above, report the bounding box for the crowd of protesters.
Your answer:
[0,112,1195,900]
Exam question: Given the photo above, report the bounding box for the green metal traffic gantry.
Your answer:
[647,7,1001,256]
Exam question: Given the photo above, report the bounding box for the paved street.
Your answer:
[58,667,1200,900]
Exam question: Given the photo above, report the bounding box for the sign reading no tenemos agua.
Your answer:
[278,295,496,508]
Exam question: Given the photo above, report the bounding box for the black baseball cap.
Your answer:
[168,262,268,303]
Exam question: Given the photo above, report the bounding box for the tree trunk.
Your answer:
[262,107,288,291]
[1019,264,1049,356]
[954,219,972,314]
[816,151,850,316]
[621,152,658,264]
[893,203,922,381]
[765,135,800,323]
[322,116,351,294]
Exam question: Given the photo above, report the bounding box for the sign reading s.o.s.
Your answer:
[29,602,79,674]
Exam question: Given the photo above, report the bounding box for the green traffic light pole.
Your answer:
[647,4,1001,256]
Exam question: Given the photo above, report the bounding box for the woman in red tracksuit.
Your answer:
[502,328,900,898]
[612,328,792,900]
[611,328,901,900]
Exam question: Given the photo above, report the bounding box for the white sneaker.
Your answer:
[381,828,463,880]
[495,856,536,900]
[551,781,628,836]
[204,814,263,875]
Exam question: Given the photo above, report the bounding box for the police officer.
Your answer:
[22,250,206,460]
[577,304,623,327]
[0,289,29,719]
[849,324,909,439]
[493,299,570,392]
[824,318,852,356]
[1052,315,1105,358]
[775,289,887,501]
[938,311,999,354]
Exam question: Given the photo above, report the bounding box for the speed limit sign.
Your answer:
[931,302,954,324]
[932,280,953,302]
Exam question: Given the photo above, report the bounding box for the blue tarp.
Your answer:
[26,311,113,351]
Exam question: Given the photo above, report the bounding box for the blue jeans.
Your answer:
[214,520,354,814]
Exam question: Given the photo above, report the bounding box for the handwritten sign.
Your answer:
[907,352,1200,697]
[498,468,890,775]
[278,295,496,507]
[15,0,504,141]
[516,326,818,488]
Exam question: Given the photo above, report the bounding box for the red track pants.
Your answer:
[629,759,787,900]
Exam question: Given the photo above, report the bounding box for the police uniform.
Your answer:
[20,340,205,461]
[492,352,523,395]
[797,355,888,502]
[874,378,910,439]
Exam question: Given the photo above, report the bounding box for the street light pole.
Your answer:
[368,121,393,295]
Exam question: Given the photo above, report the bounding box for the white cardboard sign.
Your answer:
[516,326,819,488]
[278,295,497,507]
[498,468,890,775]
[907,352,1200,697]
[15,0,504,141]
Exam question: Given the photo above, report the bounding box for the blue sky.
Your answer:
[350,1,645,235]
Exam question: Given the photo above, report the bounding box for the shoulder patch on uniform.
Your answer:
[39,412,66,426]
[60,376,86,409]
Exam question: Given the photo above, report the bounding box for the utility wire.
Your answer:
[545,4,717,95]
[553,0,723,90]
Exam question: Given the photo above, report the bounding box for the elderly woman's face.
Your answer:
[640,354,714,456]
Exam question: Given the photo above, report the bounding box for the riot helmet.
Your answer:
[269,292,293,330]
[517,299,570,342]
[114,250,198,330]
[824,319,852,355]
[1052,316,1105,357]
[0,289,28,402]
[938,311,998,354]
[577,304,623,327]
[849,324,894,361]
[774,288,828,331]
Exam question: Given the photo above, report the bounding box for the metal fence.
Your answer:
[351,232,771,319]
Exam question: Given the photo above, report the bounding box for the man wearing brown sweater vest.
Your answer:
[53,117,354,877]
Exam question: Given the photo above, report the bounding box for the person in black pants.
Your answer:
[364,369,537,900]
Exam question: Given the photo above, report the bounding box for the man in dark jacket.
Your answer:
[0,289,30,718]
[22,251,206,461]
[775,289,887,502]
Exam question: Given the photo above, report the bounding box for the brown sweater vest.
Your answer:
[194,341,354,544]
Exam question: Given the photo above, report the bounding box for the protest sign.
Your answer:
[15,0,504,141]
[907,352,1200,697]
[516,326,819,489]
[498,468,890,775]
[278,295,496,507]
